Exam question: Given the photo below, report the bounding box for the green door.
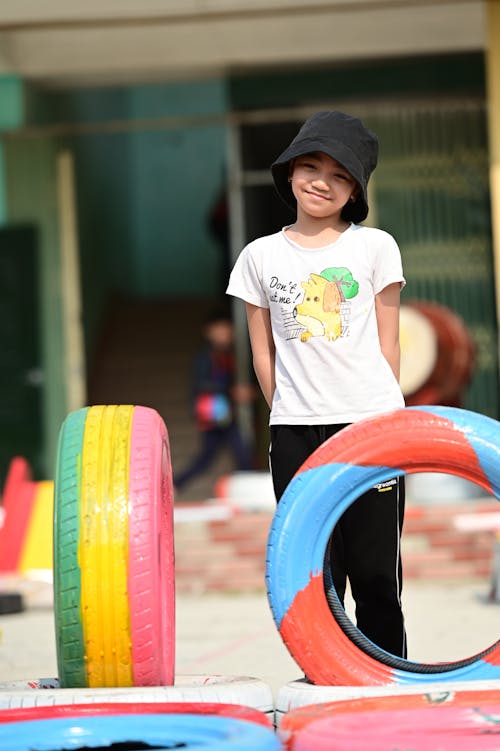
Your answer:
[0,224,43,484]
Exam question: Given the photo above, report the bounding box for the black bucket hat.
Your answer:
[271,111,379,224]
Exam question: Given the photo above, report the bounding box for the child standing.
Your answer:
[226,111,407,657]
[174,311,253,493]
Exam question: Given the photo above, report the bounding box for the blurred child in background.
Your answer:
[174,310,254,493]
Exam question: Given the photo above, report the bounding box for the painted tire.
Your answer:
[279,687,500,744]
[288,704,500,750]
[0,675,274,717]
[0,714,280,751]
[0,701,272,727]
[266,406,500,686]
[274,679,500,725]
[53,405,174,688]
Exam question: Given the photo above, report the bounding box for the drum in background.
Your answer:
[400,301,475,407]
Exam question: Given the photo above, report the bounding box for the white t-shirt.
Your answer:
[226,223,406,425]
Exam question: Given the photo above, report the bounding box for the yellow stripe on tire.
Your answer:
[79,405,134,687]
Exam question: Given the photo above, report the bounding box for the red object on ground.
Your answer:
[0,457,36,572]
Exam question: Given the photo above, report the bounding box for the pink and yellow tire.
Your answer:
[54,405,174,688]
[266,406,500,686]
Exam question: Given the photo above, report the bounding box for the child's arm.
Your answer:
[375,282,402,382]
[245,302,276,408]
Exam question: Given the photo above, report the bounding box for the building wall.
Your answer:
[29,78,228,365]
[0,49,498,478]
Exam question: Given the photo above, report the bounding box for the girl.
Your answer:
[227,111,407,657]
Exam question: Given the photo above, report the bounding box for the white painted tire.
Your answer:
[0,675,274,719]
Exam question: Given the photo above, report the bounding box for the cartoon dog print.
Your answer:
[294,273,343,342]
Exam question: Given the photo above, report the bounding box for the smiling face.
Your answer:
[289,151,359,222]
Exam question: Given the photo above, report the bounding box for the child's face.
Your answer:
[290,151,358,222]
[205,320,234,349]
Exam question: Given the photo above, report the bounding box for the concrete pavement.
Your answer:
[1,577,499,698]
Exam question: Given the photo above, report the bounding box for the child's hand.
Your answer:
[231,383,256,403]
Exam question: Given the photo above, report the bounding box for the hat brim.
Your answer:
[271,137,369,223]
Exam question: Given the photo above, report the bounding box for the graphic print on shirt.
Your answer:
[279,267,359,343]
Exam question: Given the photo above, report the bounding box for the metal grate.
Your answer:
[367,101,498,417]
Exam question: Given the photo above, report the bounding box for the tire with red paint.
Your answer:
[288,703,500,750]
[266,406,500,686]
[274,678,500,725]
[0,701,272,727]
[54,405,174,688]
[278,687,500,747]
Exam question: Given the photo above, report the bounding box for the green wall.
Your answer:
[32,79,228,363]
[4,137,66,475]
[229,53,485,109]
[0,76,65,477]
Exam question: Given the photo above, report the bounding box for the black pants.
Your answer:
[270,424,407,658]
[175,422,252,490]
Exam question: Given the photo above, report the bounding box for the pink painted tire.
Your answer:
[0,701,272,727]
[279,687,500,747]
[274,679,500,726]
[289,703,500,750]
[128,406,175,685]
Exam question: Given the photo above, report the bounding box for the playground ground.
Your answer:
[0,576,499,697]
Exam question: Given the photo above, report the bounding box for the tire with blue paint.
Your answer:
[266,406,500,686]
[0,714,281,750]
[54,405,175,688]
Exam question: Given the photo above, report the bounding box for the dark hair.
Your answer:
[204,307,232,326]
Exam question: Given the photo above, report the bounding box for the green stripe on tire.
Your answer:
[53,407,88,688]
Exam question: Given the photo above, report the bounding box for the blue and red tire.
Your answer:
[266,406,500,686]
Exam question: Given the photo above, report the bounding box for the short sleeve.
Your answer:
[226,242,269,308]
[372,231,406,294]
